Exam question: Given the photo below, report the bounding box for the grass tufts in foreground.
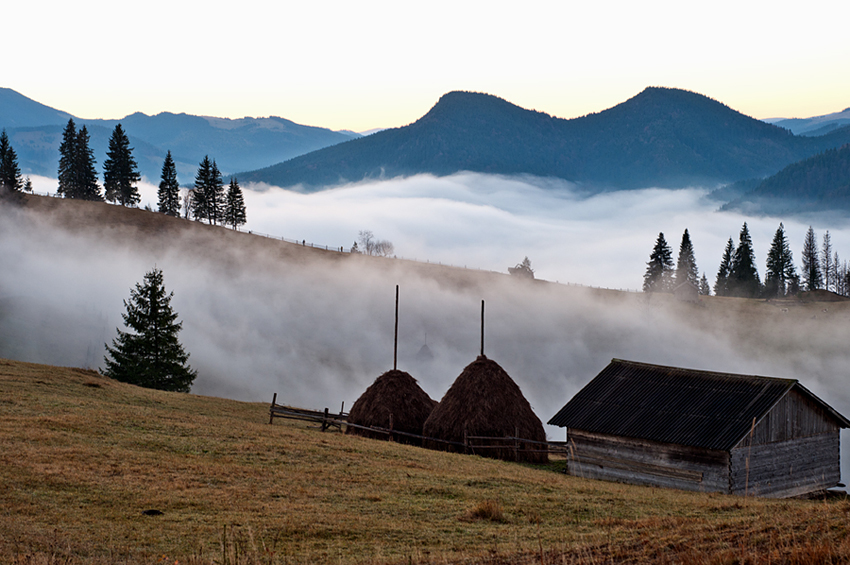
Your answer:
[1,358,849,564]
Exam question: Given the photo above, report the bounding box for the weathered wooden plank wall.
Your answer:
[567,430,729,493]
[730,432,840,497]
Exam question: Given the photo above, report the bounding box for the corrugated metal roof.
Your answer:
[548,359,850,451]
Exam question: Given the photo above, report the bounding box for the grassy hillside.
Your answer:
[2,358,849,565]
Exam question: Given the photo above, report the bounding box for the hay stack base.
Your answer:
[346,369,437,445]
[423,355,547,463]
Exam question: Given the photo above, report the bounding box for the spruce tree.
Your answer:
[643,232,674,292]
[57,119,77,198]
[674,229,699,289]
[157,151,181,216]
[72,126,102,201]
[210,160,224,225]
[729,222,761,298]
[714,238,735,296]
[191,155,213,222]
[103,124,140,206]
[801,226,822,291]
[103,267,196,392]
[821,231,834,292]
[191,156,224,224]
[698,273,711,295]
[0,129,24,194]
[224,176,247,230]
[765,223,796,298]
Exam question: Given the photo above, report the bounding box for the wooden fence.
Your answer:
[268,394,570,460]
[268,393,348,431]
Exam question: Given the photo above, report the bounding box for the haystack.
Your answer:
[346,369,437,445]
[423,355,547,463]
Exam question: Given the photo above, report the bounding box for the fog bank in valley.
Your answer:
[4,173,850,484]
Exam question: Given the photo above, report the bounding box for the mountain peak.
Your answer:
[0,88,73,129]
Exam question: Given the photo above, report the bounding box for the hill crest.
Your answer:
[237,86,850,191]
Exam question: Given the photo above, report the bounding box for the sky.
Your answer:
[7,0,850,132]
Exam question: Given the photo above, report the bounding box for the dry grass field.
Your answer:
[2,358,849,565]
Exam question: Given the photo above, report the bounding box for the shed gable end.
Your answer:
[736,388,839,449]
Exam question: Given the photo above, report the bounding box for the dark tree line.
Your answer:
[49,120,246,229]
[645,223,850,299]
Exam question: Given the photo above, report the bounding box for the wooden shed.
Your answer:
[548,359,850,498]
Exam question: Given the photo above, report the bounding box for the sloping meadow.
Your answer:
[2,358,850,564]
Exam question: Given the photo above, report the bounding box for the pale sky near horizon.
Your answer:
[7,0,850,132]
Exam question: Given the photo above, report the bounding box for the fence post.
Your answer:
[515,426,519,462]
[389,413,394,442]
[322,407,329,432]
[269,393,277,425]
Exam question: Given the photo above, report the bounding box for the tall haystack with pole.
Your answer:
[422,300,547,463]
[346,285,437,445]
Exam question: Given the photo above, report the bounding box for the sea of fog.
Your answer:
[10,172,850,487]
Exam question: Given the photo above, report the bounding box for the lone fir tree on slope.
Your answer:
[103,267,196,392]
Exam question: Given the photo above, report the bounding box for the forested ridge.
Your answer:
[236,87,850,191]
[722,143,850,214]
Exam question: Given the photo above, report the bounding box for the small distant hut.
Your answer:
[346,371,437,445]
[673,281,700,303]
[423,355,548,463]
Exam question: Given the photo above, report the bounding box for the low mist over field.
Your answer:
[4,174,850,482]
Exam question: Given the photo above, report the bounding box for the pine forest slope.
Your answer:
[237,87,850,191]
[721,142,850,215]
[2,357,850,564]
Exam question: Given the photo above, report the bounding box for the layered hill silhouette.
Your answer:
[0,88,358,182]
[237,88,850,192]
[720,143,850,215]
[767,108,850,136]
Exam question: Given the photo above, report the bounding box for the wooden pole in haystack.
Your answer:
[480,299,485,357]
[394,285,399,370]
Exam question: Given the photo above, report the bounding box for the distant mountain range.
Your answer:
[0,87,359,183]
[765,108,850,137]
[235,88,850,192]
[5,86,850,217]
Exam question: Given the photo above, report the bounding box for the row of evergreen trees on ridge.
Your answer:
[1,119,246,230]
[645,223,850,298]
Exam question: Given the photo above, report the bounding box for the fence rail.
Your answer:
[268,394,570,460]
